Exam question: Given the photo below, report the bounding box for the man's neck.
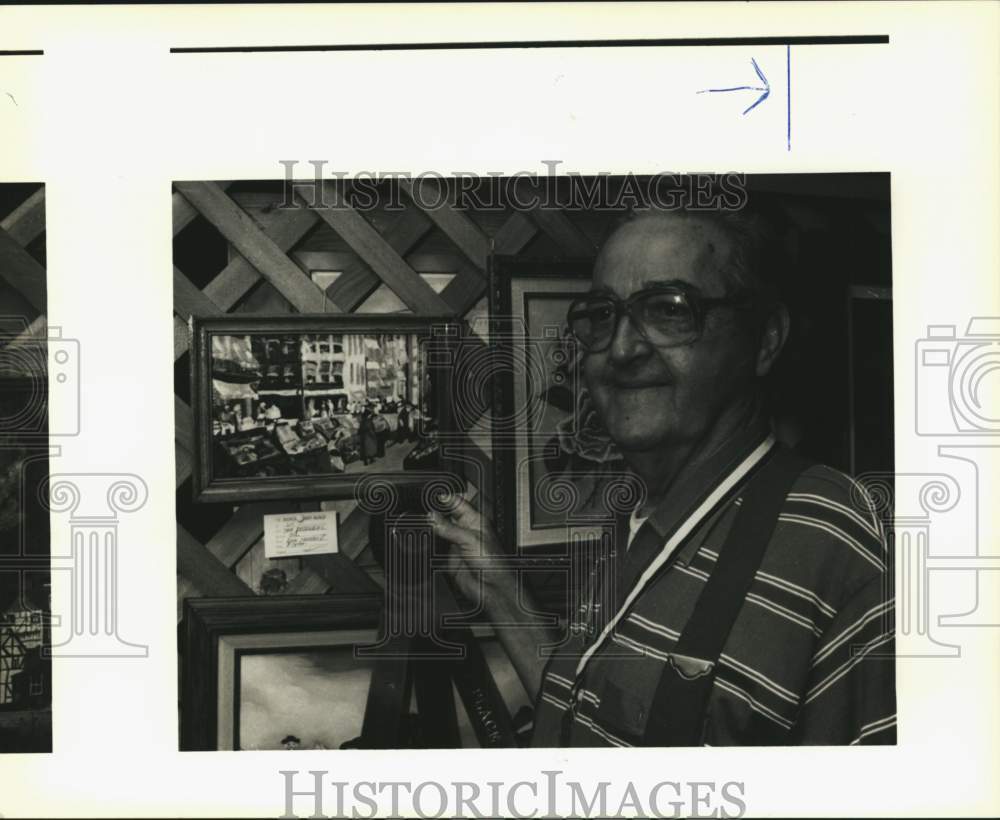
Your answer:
[624,395,762,516]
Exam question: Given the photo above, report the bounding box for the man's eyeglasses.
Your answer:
[566,285,753,353]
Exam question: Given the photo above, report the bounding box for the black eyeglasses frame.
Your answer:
[566,283,755,353]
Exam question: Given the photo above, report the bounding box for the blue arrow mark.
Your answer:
[698,57,770,115]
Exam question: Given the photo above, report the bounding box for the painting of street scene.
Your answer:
[208,332,440,480]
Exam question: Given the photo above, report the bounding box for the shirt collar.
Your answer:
[640,408,772,539]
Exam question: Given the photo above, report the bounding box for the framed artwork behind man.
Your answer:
[179,593,383,751]
[179,592,532,751]
[489,256,634,555]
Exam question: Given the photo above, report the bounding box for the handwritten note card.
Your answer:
[263,511,339,559]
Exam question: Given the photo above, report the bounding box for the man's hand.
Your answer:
[427,492,551,700]
[427,493,509,603]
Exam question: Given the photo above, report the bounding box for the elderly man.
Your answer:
[430,208,896,747]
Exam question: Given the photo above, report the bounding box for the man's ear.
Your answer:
[756,303,790,377]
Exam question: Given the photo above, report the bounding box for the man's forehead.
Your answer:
[592,213,733,294]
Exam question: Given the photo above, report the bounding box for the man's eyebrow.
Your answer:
[640,277,689,290]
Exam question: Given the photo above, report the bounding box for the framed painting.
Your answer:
[189,314,462,503]
[489,256,629,554]
[179,593,533,751]
[179,593,383,751]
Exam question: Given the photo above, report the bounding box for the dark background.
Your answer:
[0,181,52,753]
[747,174,893,475]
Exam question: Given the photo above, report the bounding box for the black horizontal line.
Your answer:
[0,50,44,57]
[171,35,889,54]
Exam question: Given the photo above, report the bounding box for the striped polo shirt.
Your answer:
[531,430,896,747]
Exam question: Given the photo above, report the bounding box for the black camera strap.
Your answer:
[642,444,812,746]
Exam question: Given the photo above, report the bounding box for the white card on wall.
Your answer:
[263,511,339,558]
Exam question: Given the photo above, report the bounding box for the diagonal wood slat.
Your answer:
[399,178,490,271]
[302,552,379,595]
[284,570,330,595]
[177,525,254,597]
[11,314,47,345]
[337,507,371,561]
[493,211,539,255]
[175,182,329,314]
[176,442,193,488]
[292,183,451,315]
[0,228,46,311]
[440,262,488,317]
[0,187,45,246]
[173,265,224,319]
[527,207,596,256]
[174,316,190,361]
[172,207,321,361]
[324,207,435,312]
[203,205,321,312]
[1,316,48,378]
[174,395,194,454]
[203,501,294,568]
[172,181,232,237]
[320,268,379,314]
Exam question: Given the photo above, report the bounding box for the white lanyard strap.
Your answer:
[573,434,777,680]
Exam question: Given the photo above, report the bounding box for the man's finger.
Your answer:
[438,494,482,529]
[428,511,479,551]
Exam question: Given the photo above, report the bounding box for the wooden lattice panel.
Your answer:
[173,178,615,617]
[0,186,47,343]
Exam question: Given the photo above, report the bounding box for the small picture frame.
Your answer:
[189,314,462,503]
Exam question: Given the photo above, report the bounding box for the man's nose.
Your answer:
[606,309,651,364]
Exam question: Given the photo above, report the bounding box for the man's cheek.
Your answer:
[582,363,612,401]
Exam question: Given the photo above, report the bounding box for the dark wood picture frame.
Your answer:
[488,255,598,556]
[179,592,382,751]
[846,285,894,477]
[189,314,462,503]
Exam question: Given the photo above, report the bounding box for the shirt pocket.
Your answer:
[593,676,654,743]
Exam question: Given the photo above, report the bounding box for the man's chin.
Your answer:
[602,415,679,452]
[598,396,678,448]
[610,430,674,453]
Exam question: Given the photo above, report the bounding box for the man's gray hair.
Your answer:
[709,208,789,302]
[615,206,792,303]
